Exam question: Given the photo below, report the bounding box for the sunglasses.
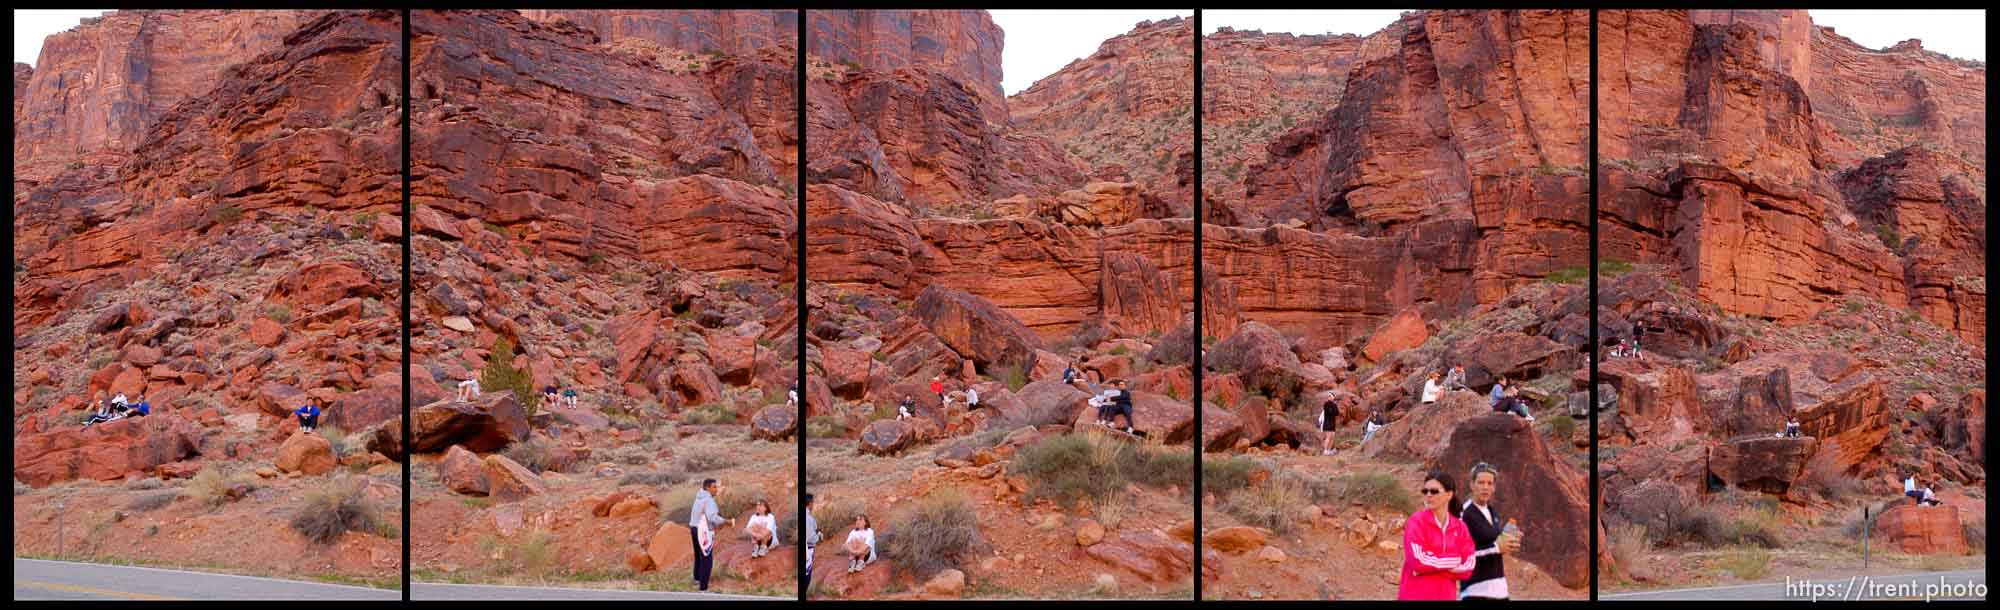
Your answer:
[1420,487,1445,496]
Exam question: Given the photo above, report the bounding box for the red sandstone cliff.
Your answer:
[1009,17,1195,213]
[519,9,797,56]
[805,10,1007,125]
[1597,9,1985,343]
[1200,28,1362,205]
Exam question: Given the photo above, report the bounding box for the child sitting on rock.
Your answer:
[844,515,877,573]
[745,500,777,558]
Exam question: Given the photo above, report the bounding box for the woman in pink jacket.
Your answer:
[1398,469,1476,600]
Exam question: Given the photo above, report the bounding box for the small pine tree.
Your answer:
[482,337,537,417]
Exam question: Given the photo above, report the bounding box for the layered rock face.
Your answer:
[519,10,797,55]
[805,10,1006,124]
[411,10,798,272]
[1207,10,1588,347]
[13,11,405,486]
[1010,17,1194,211]
[1200,28,1361,204]
[1597,9,1985,343]
[13,10,326,182]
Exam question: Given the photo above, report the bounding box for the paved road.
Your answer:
[413,582,787,600]
[1603,569,1986,601]
[13,558,399,600]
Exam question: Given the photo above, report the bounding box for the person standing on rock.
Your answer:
[930,376,946,408]
[965,386,980,411]
[1421,372,1444,405]
[294,402,321,434]
[1398,469,1475,600]
[456,378,480,402]
[1319,395,1340,455]
[689,477,734,591]
[803,493,821,585]
[1459,463,1520,600]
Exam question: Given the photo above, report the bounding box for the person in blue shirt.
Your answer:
[1489,377,1508,406]
[295,403,321,433]
[130,396,151,417]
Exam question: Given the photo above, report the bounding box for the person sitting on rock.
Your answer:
[1319,395,1340,456]
[1488,378,1508,407]
[1444,366,1467,391]
[1783,416,1801,438]
[844,514,877,573]
[1361,410,1387,445]
[1108,379,1136,434]
[129,395,151,418]
[897,396,916,421]
[965,386,980,411]
[1904,474,1922,505]
[540,385,559,411]
[745,500,777,558]
[562,387,578,409]
[83,400,128,428]
[111,392,130,409]
[1920,486,1943,507]
[1492,388,1534,422]
[1088,389,1112,425]
[1062,362,1082,387]
[1421,372,1444,405]
[1633,327,1646,356]
[295,402,321,433]
[787,384,799,408]
[456,378,480,402]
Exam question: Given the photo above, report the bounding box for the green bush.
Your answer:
[1200,455,1261,497]
[883,488,986,581]
[1720,547,1772,580]
[127,490,179,512]
[290,477,380,545]
[1726,505,1784,548]
[481,337,537,417]
[503,436,557,474]
[1543,414,1576,440]
[1333,471,1415,513]
[676,446,739,474]
[680,403,736,425]
[1222,475,1311,534]
[617,469,685,487]
[183,466,257,508]
[806,416,847,439]
[1011,433,1128,510]
[1126,446,1194,489]
[216,204,244,225]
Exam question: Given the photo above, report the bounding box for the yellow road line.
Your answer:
[15,579,187,600]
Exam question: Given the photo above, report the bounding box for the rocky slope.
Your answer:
[12,10,404,585]
[1596,9,1985,343]
[1204,9,1590,350]
[1199,28,1361,205]
[805,10,1007,125]
[1010,17,1195,212]
[406,9,801,594]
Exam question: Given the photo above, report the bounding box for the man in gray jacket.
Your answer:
[689,478,733,591]
[802,493,821,591]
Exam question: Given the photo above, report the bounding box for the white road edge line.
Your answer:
[410,581,786,600]
[14,558,398,593]
[1601,570,1986,599]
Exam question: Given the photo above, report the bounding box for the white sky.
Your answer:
[992,10,1191,96]
[14,10,111,67]
[1203,10,1406,38]
[1811,10,1983,61]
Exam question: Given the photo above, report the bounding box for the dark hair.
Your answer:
[702,478,718,490]
[804,492,814,506]
[753,500,770,515]
[1423,469,1460,515]
[855,514,870,529]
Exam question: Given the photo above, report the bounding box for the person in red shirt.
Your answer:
[1398,469,1476,600]
[930,375,945,408]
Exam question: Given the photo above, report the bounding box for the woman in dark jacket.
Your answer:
[1459,462,1520,600]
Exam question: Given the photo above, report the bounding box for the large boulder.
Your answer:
[1360,308,1428,363]
[1595,360,1705,444]
[1082,530,1193,583]
[668,364,724,407]
[1445,331,1576,390]
[1006,379,1092,428]
[1203,526,1270,554]
[438,445,489,496]
[484,454,546,501]
[410,394,530,453]
[859,419,919,456]
[1207,321,1300,399]
[13,414,201,487]
[1073,391,1193,441]
[1434,413,1592,589]
[1927,390,1985,466]
[258,382,309,419]
[362,417,405,461]
[328,385,401,431]
[1875,504,1968,555]
[1097,252,1179,338]
[911,284,1043,374]
[1361,390,1487,460]
[1707,436,1817,496]
[275,431,336,476]
[751,403,797,442]
[648,522,694,570]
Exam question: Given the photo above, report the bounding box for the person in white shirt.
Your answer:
[1920,487,1943,507]
[844,515,877,573]
[745,500,778,558]
[1421,372,1443,404]
[1904,474,1921,505]
[1360,410,1387,446]
[965,387,980,411]
[457,378,481,401]
[111,393,130,408]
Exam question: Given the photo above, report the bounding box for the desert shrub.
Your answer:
[1720,547,1772,580]
[1662,505,1728,547]
[882,488,986,581]
[125,477,165,491]
[774,508,802,546]
[806,416,848,439]
[1542,414,1576,440]
[1333,471,1416,513]
[1011,433,1127,510]
[1546,265,1589,284]
[598,444,654,466]
[618,469,686,487]
[182,466,258,508]
[680,403,736,426]
[503,436,558,474]
[1125,445,1194,488]
[1000,363,1029,393]
[1200,455,1261,498]
[1222,475,1310,534]
[481,337,537,417]
[506,529,557,577]
[1608,522,1653,582]
[290,477,380,545]
[676,445,739,473]
[658,487,697,524]
[127,490,179,512]
[814,497,864,544]
[264,303,293,323]
[1726,504,1784,548]
[717,482,768,520]
[216,204,244,225]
